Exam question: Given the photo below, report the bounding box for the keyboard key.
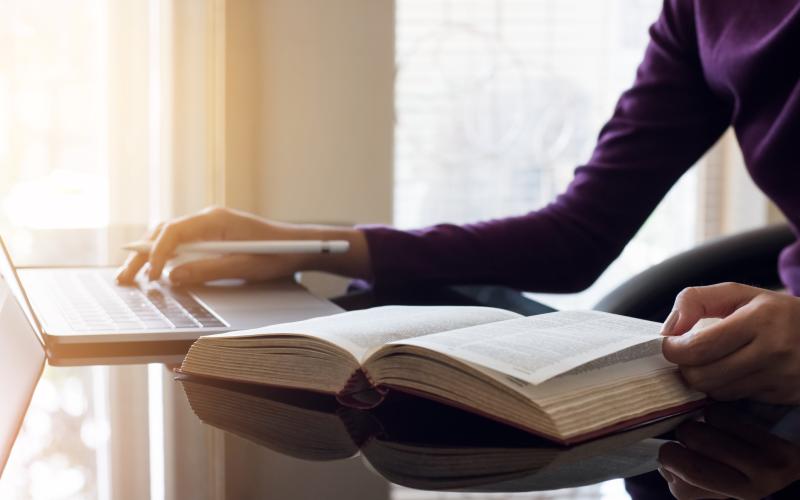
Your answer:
[37,271,226,332]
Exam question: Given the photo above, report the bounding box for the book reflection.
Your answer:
[177,375,683,492]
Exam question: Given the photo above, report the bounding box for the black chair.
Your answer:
[594,223,793,322]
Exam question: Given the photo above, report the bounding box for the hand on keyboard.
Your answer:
[115,207,371,286]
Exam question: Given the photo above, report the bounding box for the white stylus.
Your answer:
[122,240,350,255]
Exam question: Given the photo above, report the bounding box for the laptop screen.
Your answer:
[0,248,46,474]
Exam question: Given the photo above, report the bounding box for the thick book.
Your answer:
[179,377,684,492]
[180,306,705,444]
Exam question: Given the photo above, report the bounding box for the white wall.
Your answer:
[226,0,395,227]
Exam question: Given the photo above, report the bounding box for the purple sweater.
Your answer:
[362,0,800,295]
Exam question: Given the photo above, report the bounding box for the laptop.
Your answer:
[0,268,46,476]
[0,236,341,365]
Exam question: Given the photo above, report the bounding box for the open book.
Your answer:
[179,377,684,491]
[180,306,706,444]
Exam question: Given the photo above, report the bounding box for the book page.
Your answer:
[210,305,521,360]
[392,311,664,384]
[486,439,663,492]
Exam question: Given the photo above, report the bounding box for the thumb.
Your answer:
[660,282,760,336]
[168,254,274,284]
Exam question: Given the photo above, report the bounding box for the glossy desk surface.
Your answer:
[6,362,800,500]
[3,228,800,499]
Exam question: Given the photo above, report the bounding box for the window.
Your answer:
[394,0,703,311]
[0,3,115,498]
[0,1,111,232]
[0,1,222,498]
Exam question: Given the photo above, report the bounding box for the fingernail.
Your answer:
[658,467,675,483]
[660,310,679,336]
[170,268,188,283]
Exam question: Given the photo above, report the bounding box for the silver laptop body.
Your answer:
[0,236,341,363]
[0,265,46,476]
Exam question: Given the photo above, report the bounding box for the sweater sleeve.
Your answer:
[361,0,731,292]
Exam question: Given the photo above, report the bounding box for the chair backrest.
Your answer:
[594,224,795,322]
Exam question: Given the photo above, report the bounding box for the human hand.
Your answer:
[115,207,372,285]
[658,404,800,499]
[661,282,800,404]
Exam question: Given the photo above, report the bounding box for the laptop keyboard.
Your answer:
[26,271,227,331]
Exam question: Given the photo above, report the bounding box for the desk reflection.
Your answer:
[656,403,800,499]
[180,376,800,498]
[179,376,685,493]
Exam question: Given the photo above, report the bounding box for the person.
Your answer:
[118,0,800,405]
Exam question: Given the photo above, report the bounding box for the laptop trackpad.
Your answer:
[188,278,342,331]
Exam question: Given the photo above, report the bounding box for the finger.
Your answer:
[116,223,164,284]
[702,406,800,475]
[678,342,763,393]
[148,215,216,281]
[706,372,771,402]
[703,404,763,435]
[662,474,728,500]
[704,404,795,447]
[662,283,761,336]
[168,255,272,285]
[659,441,750,498]
[115,252,149,284]
[662,310,756,366]
[675,420,763,477]
[755,385,800,405]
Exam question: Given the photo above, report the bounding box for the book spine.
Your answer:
[336,368,388,409]
[336,407,385,447]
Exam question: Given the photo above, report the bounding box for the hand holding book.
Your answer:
[661,283,800,405]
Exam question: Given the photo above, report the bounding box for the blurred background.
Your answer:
[0,0,782,499]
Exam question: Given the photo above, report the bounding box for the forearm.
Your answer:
[359,207,623,293]
[293,225,373,281]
